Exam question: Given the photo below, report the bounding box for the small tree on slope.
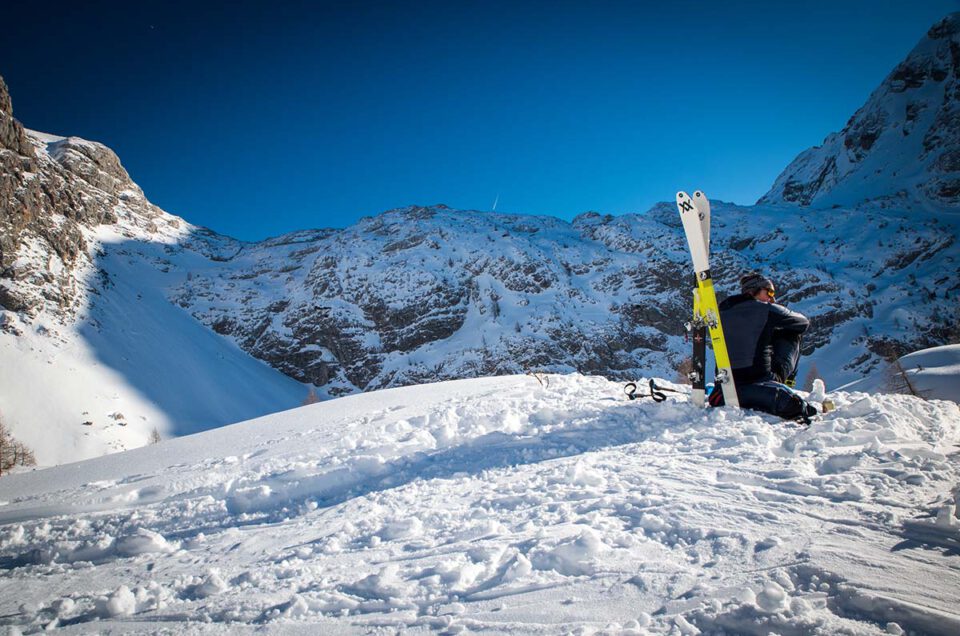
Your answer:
[0,414,37,476]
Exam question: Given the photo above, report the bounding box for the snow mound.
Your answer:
[0,373,958,633]
[898,344,960,401]
[841,344,960,402]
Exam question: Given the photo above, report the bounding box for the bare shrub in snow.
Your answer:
[883,358,928,399]
[675,356,693,385]
[302,388,320,406]
[0,415,37,475]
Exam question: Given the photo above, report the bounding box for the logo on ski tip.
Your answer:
[679,199,695,213]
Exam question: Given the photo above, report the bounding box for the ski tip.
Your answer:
[694,190,704,199]
[676,191,689,201]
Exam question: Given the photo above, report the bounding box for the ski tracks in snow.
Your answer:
[0,374,959,633]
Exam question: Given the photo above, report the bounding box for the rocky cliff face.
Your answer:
[0,75,183,327]
[168,200,957,394]
[760,13,960,210]
[170,206,689,394]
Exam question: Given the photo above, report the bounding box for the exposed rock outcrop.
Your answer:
[760,13,960,210]
[0,74,182,320]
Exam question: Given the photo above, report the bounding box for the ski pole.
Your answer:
[624,379,686,402]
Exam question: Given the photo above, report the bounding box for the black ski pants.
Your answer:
[771,333,802,385]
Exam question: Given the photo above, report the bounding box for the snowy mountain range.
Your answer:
[2,14,960,467]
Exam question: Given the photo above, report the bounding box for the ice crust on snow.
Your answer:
[0,373,958,633]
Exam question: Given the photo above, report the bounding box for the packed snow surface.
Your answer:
[1,374,959,634]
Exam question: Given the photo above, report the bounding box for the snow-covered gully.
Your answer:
[1,374,958,634]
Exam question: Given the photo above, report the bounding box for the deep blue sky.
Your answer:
[2,1,957,241]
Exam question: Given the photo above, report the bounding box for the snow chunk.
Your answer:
[844,396,878,418]
[194,569,229,598]
[532,528,606,576]
[345,564,412,600]
[379,516,424,541]
[3,525,26,546]
[227,484,275,514]
[817,453,862,475]
[754,536,782,552]
[114,528,174,557]
[564,460,607,488]
[502,553,533,582]
[936,503,959,529]
[96,585,136,618]
[756,581,788,613]
[278,594,310,619]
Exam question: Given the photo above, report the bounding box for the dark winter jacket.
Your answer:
[718,294,809,385]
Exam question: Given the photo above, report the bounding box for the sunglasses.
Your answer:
[763,288,776,297]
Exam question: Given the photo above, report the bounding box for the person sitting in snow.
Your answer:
[708,272,818,421]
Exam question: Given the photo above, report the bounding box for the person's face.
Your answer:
[756,286,775,303]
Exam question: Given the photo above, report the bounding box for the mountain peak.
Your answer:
[0,73,190,321]
[759,12,960,210]
[927,12,960,39]
[0,76,33,159]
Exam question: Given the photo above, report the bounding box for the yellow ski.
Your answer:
[676,191,740,409]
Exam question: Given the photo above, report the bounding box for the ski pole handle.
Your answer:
[624,381,668,402]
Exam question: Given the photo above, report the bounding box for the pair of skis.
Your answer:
[677,191,740,409]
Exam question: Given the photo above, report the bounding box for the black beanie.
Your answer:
[740,272,773,295]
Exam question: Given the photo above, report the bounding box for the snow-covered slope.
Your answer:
[840,343,960,401]
[0,77,307,466]
[897,344,960,400]
[760,13,960,210]
[0,221,308,465]
[1,374,958,633]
